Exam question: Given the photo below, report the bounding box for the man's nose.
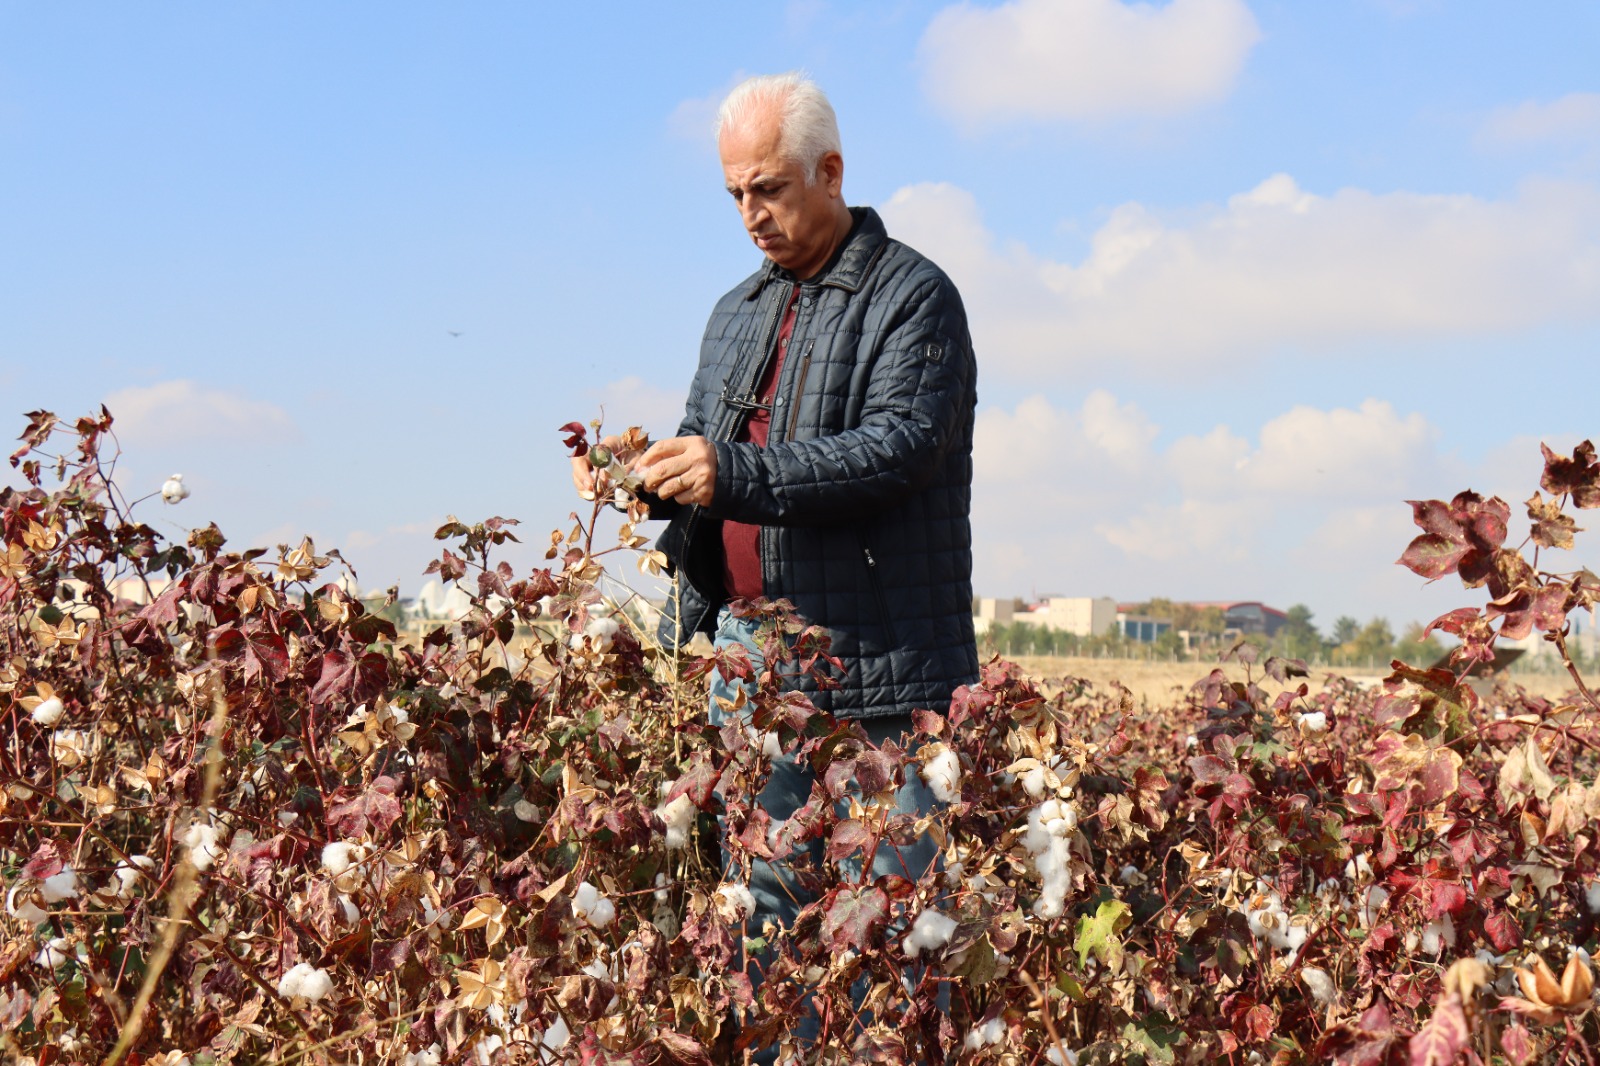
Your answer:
[740,198,768,231]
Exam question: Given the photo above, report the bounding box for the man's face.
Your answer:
[720,109,844,279]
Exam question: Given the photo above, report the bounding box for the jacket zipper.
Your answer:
[785,340,814,441]
[858,533,899,646]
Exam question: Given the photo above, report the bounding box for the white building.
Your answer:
[973,596,1118,638]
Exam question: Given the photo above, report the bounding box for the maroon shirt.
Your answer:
[722,287,801,601]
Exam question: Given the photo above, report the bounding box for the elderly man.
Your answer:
[617,71,978,718]
[573,69,976,1045]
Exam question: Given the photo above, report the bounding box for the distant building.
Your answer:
[1115,612,1172,643]
[1186,601,1289,638]
[972,596,1117,637]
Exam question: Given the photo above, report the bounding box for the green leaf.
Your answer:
[1074,898,1131,969]
[1122,1015,1183,1065]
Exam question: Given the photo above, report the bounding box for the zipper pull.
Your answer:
[864,548,877,567]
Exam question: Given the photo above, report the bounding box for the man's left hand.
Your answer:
[639,436,717,507]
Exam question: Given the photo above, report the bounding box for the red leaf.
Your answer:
[559,421,590,457]
[308,651,356,705]
[1499,1022,1537,1066]
[1398,533,1470,580]
[22,839,66,881]
[826,820,872,862]
[820,885,889,952]
[326,776,403,837]
[1484,909,1522,952]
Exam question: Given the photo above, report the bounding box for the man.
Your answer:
[576,71,977,722]
[571,70,977,1046]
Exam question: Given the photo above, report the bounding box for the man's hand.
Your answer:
[571,434,621,500]
[640,436,717,507]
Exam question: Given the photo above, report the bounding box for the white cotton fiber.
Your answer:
[902,908,958,958]
[276,962,333,1002]
[964,1016,1005,1049]
[1302,966,1337,1005]
[656,793,696,850]
[41,866,79,902]
[922,747,962,804]
[182,822,226,872]
[113,855,155,898]
[716,882,757,924]
[573,880,616,929]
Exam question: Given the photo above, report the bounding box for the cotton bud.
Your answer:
[1302,966,1337,1005]
[573,880,616,929]
[30,696,64,726]
[161,474,190,504]
[35,936,73,969]
[113,855,156,897]
[277,962,334,1002]
[921,745,962,804]
[714,882,757,925]
[902,908,958,958]
[41,865,79,902]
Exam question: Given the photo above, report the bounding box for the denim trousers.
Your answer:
[708,608,940,1059]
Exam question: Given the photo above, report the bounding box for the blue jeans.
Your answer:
[709,608,940,1056]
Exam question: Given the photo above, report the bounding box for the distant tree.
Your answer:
[1196,606,1227,637]
[1278,603,1322,661]
[1154,628,1186,659]
[1331,616,1360,646]
[1393,621,1445,667]
[1340,617,1394,668]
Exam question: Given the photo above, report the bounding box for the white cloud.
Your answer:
[881,175,1600,377]
[666,74,747,143]
[102,380,297,448]
[586,376,688,437]
[918,0,1262,126]
[1478,93,1600,149]
[970,391,1472,622]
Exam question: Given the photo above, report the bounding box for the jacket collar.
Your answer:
[744,206,888,300]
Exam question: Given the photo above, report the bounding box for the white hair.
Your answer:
[716,72,842,185]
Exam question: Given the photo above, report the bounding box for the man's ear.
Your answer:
[819,151,844,198]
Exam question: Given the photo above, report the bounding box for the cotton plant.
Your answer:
[920,743,962,804]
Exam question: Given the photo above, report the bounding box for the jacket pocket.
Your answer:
[785,341,815,441]
[856,529,899,649]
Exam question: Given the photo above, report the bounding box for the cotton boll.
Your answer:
[161,474,190,503]
[1302,966,1337,1006]
[1356,885,1390,928]
[654,873,671,904]
[277,962,333,1002]
[30,696,64,726]
[1420,914,1456,955]
[760,731,783,759]
[472,1033,505,1066]
[182,822,227,872]
[573,880,615,929]
[337,894,359,924]
[656,793,696,850]
[322,842,357,876]
[1296,711,1328,733]
[1345,853,1373,883]
[41,865,79,902]
[1586,882,1600,915]
[922,747,962,804]
[943,860,966,888]
[583,615,620,653]
[964,1016,1006,1049]
[541,1016,572,1054]
[1046,1046,1079,1066]
[715,882,757,924]
[1018,764,1048,798]
[35,936,73,969]
[404,1045,443,1066]
[902,908,958,958]
[113,855,156,898]
[277,811,298,827]
[6,885,48,925]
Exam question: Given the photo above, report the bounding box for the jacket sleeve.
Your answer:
[705,271,973,527]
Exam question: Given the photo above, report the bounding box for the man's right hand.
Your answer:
[571,435,622,500]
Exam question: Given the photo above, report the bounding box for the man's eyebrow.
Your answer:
[727,174,781,194]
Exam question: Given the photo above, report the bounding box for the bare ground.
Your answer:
[1003,655,1584,707]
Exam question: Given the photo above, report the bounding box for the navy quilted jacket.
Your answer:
[655,207,979,720]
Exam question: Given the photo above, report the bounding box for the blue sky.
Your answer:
[3,1,1598,636]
